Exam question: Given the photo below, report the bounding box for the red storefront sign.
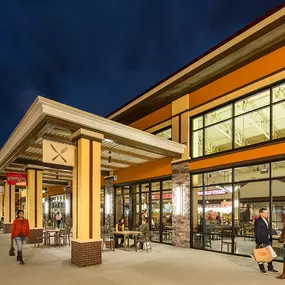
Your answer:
[6,172,27,186]
[152,193,172,200]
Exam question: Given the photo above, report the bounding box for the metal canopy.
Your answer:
[0,97,186,187]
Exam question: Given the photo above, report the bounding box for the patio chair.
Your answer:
[221,230,236,253]
[136,231,152,252]
[59,228,71,247]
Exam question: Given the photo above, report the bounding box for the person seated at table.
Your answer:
[115,218,125,248]
[138,218,150,249]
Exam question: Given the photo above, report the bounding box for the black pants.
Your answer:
[57,220,61,228]
[115,235,124,248]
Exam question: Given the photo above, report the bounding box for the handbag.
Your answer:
[9,244,15,256]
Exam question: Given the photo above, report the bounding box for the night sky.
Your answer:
[0,0,284,147]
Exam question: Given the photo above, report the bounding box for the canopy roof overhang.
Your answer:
[0,97,186,187]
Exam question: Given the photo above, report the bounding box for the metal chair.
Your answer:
[136,231,152,252]
[59,228,71,247]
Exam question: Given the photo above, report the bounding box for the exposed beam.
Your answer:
[43,176,72,182]
[102,146,155,161]
[43,180,69,186]
[20,151,42,160]
[101,158,137,167]
[13,158,73,171]
[42,133,72,144]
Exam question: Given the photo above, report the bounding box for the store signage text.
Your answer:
[198,190,227,196]
[6,172,27,186]
[152,194,172,200]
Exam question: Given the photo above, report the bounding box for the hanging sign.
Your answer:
[6,172,27,186]
[43,140,75,166]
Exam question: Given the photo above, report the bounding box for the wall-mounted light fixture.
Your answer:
[65,198,70,215]
[106,194,111,215]
[176,184,184,215]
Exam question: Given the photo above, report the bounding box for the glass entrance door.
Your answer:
[114,179,172,244]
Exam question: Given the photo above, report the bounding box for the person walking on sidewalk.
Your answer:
[254,208,278,275]
[55,212,62,229]
[11,210,30,265]
[276,222,285,279]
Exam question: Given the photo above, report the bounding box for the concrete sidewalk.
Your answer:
[0,231,283,285]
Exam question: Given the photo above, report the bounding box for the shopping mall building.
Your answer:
[1,5,285,266]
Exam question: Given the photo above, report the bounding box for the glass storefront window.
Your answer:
[193,187,203,249]
[192,130,203,158]
[204,169,232,185]
[234,164,270,182]
[235,89,270,116]
[151,191,160,242]
[191,82,285,158]
[205,105,232,127]
[192,174,203,187]
[192,160,285,258]
[152,182,160,191]
[141,183,149,192]
[205,120,232,155]
[162,180,172,190]
[272,102,285,139]
[234,181,270,255]
[234,107,270,148]
[193,116,203,131]
[272,160,285,178]
[272,83,285,103]
[112,179,172,244]
[162,190,172,244]
[154,127,172,140]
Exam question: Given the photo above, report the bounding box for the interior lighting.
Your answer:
[176,184,184,215]
[106,194,111,215]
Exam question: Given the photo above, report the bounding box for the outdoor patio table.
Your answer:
[114,231,141,251]
[44,229,60,246]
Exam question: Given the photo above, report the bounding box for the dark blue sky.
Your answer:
[0,0,284,147]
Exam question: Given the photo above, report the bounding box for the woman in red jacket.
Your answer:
[11,210,30,265]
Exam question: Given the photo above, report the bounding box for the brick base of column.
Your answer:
[71,240,102,267]
[28,228,44,244]
[3,223,12,233]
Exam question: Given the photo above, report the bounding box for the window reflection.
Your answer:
[192,161,285,260]
[191,82,285,157]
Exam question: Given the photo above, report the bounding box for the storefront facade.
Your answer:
[103,6,285,258]
[1,5,285,267]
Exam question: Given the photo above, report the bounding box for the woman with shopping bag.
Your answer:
[11,210,30,265]
[276,223,285,279]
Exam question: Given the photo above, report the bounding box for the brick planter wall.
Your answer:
[3,223,12,233]
[71,240,102,267]
[172,161,190,248]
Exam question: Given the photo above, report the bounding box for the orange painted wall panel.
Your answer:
[129,104,172,130]
[189,142,285,172]
[114,157,172,185]
[189,46,285,109]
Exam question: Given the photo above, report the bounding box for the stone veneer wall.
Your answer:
[104,177,114,228]
[172,161,190,248]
